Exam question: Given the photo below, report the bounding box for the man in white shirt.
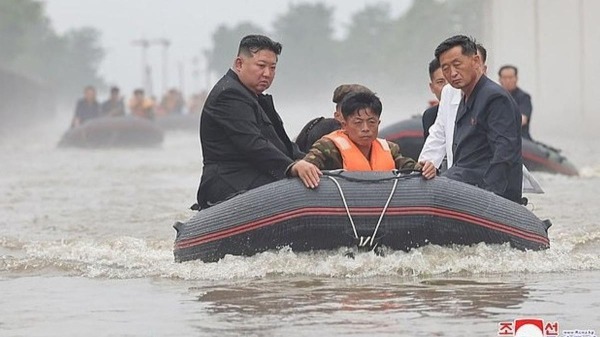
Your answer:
[419,43,542,195]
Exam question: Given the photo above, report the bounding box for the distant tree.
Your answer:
[205,22,265,76]
[0,0,48,66]
[54,27,105,96]
[271,3,338,100]
[381,0,484,96]
[339,3,395,82]
[0,0,106,101]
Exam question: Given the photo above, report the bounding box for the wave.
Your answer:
[579,164,600,178]
[2,233,600,280]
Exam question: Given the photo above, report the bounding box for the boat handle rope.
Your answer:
[325,173,400,249]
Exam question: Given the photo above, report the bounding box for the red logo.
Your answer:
[498,318,559,336]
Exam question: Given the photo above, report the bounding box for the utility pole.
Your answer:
[153,38,171,96]
[132,38,150,93]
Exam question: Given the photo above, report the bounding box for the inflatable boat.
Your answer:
[58,116,164,148]
[379,117,578,176]
[155,114,199,132]
[173,171,551,263]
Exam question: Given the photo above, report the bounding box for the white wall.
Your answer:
[484,0,599,139]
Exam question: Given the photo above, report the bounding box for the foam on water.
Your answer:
[2,228,600,281]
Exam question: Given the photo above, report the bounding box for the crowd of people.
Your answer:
[193,33,533,211]
[70,86,207,128]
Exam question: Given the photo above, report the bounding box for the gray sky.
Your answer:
[44,0,412,96]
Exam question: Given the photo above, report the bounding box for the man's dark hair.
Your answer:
[428,58,441,79]
[110,86,120,94]
[476,43,487,63]
[434,35,478,62]
[340,91,383,119]
[498,64,518,77]
[133,88,144,95]
[237,34,282,57]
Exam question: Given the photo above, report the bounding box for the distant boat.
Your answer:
[58,116,164,148]
[379,117,578,176]
[155,114,199,132]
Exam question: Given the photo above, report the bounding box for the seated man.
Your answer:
[71,85,100,128]
[101,86,125,117]
[196,35,304,209]
[295,84,373,152]
[289,92,436,188]
[422,58,447,140]
[129,89,155,119]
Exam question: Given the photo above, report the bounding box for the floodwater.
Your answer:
[1,115,599,337]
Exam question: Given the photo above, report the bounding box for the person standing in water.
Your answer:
[499,65,534,140]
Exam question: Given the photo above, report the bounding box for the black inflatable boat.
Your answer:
[174,171,551,263]
[379,117,578,176]
[58,116,164,148]
[155,114,199,132]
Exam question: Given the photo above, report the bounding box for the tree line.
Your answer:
[205,0,484,109]
[0,0,104,101]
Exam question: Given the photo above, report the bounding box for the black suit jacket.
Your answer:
[444,75,523,203]
[196,69,304,208]
[422,104,439,140]
[295,117,341,153]
[510,87,533,140]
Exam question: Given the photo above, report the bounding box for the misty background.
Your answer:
[1,0,598,140]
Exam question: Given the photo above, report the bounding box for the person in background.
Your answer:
[295,84,373,153]
[188,91,207,115]
[71,85,100,128]
[499,65,533,140]
[435,35,522,203]
[128,89,155,119]
[157,88,185,116]
[195,34,304,209]
[101,86,125,117]
[422,58,448,140]
[289,91,437,189]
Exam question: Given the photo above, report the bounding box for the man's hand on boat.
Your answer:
[419,160,437,179]
[290,160,323,189]
[289,159,437,189]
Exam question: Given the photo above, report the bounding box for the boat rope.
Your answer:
[326,175,359,239]
[325,172,401,248]
[369,176,399,246]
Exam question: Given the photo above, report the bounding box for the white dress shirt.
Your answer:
[419,84,462,168]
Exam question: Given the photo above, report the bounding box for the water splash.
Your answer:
[2,233,599,281]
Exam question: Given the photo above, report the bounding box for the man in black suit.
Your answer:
[195,35,305,209]
[435,35,523,203]
[499,65,534,140]
[422,58,447,140]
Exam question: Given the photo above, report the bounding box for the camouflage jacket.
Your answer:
[303,138,421,171]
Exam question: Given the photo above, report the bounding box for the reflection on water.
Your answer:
[194,277,527,319]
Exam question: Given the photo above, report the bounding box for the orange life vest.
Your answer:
[324,130,395,171]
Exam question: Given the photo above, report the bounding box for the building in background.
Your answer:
[483,0,599,138]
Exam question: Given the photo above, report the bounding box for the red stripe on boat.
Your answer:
[175,206,549,249]
[522,151,577,176]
